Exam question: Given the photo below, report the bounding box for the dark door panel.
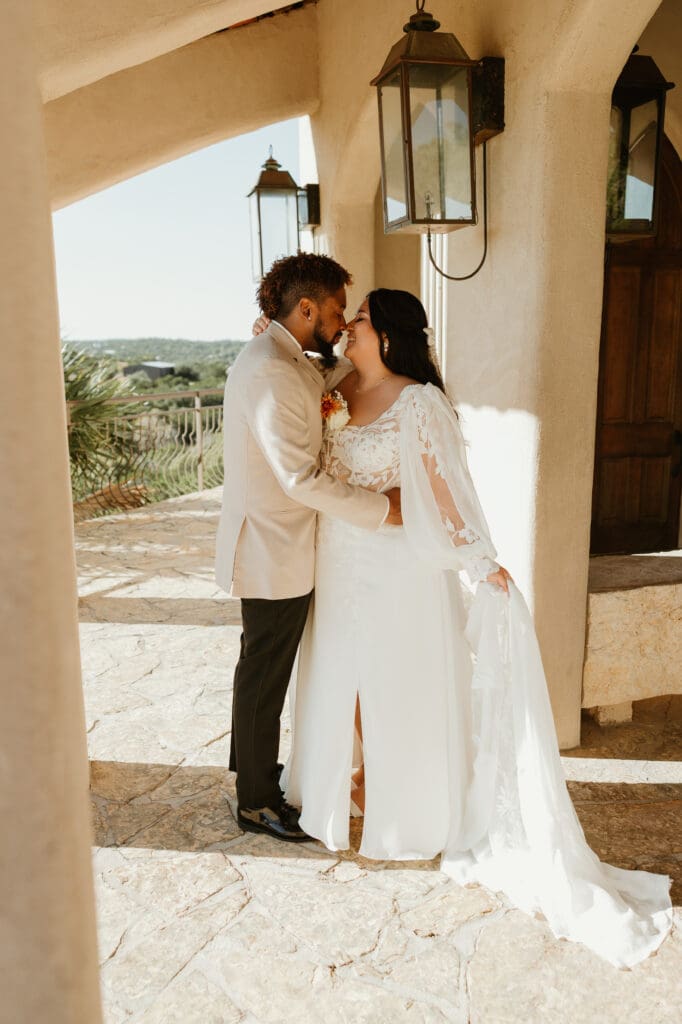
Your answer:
[592,137,682,555]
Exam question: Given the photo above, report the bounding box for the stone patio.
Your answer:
[76,490,682,1024]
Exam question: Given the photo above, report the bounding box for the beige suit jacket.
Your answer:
[215,321,389,599]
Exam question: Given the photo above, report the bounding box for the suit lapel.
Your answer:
[268,322,325,389]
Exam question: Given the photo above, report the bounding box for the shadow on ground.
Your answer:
[89,759,440,872]
[79,595,241,626]
[90,759,682,901]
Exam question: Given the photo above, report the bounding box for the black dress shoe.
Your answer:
[237,803,310,843]
[278,799,301,827]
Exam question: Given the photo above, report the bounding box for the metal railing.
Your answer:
[67,388,224,521]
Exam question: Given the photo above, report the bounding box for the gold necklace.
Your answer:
[354,374,392,395]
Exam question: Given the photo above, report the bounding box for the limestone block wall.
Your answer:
[584,583,682,709]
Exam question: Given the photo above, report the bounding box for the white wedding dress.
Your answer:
[283,382,673,968]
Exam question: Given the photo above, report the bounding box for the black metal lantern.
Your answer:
[371,2,504,236]
[248,150,300,280]
[248,149,322,280]
[606,50,674,241]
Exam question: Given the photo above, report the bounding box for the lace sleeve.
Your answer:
[400,385,499,585]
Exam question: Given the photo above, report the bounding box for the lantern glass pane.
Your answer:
[624,99,658,222]
[408,64,472,222]
[250,192,262,281]
[259,190,300,275]
[378,71,408,225]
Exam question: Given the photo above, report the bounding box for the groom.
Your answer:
[215,252,401,842]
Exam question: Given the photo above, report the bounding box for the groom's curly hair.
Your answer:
[257,252,352,320]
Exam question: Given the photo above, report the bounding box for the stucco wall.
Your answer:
[374,186,421,299]
[45,7,319,208]
[36,0,278,101]
[1,4,102,1018]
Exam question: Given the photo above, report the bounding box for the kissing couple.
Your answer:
[215,252,671,968]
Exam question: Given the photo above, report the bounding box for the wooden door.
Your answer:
[591,136,682,555]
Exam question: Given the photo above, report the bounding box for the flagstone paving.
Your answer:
[76,491,682,1024]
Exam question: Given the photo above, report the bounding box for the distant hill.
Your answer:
[70,337,246,366]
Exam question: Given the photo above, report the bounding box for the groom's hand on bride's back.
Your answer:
[385,488,402,525]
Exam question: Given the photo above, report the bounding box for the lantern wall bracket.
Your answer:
[425,142,489,281]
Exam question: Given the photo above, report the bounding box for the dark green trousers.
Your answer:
[229,591,313,810]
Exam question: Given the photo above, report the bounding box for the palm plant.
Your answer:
[63,345,225,518]
[63,345,144,509]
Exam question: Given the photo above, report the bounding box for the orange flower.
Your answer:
[321,390,351,431]
[321,391,344,419]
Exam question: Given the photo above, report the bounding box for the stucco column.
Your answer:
[326,201,376,309]
[0,5,102,1023]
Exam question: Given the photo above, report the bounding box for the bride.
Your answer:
[277,287,672,969]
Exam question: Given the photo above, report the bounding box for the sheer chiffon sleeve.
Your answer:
[399,384,499,584]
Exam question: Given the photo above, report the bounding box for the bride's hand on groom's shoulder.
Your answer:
[252,314,271,336]
[486,566,513,594]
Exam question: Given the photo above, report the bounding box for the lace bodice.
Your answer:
[320,386,413,492]
[321,383,498,584]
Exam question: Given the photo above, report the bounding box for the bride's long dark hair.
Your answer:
[367,289,446,393]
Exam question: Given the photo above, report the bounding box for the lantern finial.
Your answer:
[403,2,440,33]
[262,147,282,172]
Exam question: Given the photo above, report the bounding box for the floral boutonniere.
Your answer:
[321,390,350,432]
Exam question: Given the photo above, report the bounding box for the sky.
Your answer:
[52,119,301,342]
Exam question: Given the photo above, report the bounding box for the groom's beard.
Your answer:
[313,326,339,367]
